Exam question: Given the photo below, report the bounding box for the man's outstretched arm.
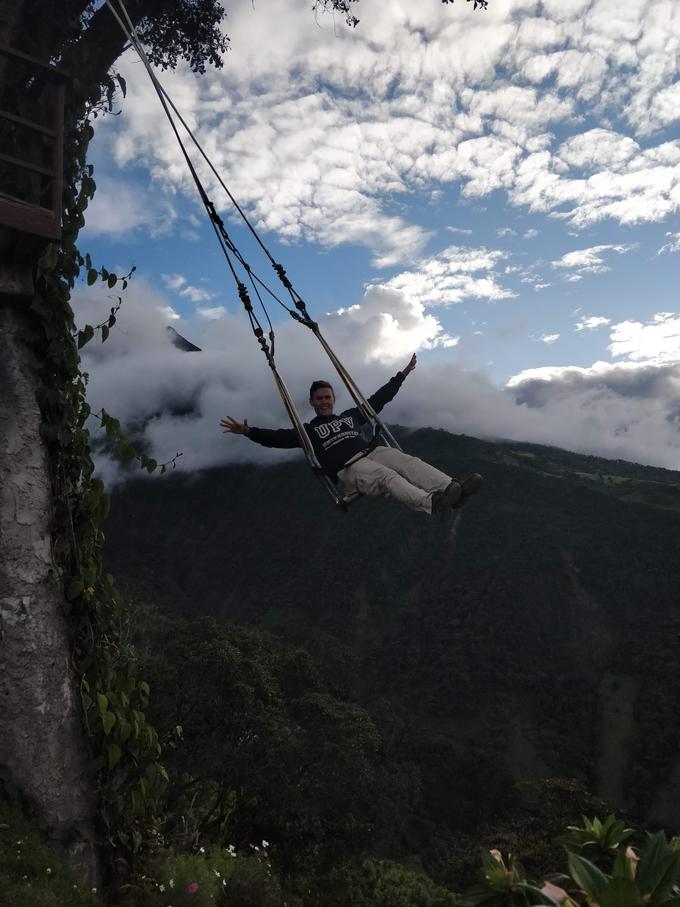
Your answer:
[366,352,417,414]
[220,416,251,436]
[220,416,301,449]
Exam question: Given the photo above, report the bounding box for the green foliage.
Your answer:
[463,851,553,906]
[133,0,230,73]
[314,858,460,906]
[556,815,634,863]
[120,848,281,907]
[464,820,680,907]
[98,408,179,474]
[0,801,100,907]
[138,613,405,873]
[104,430,680,858]
[31,101,167,868]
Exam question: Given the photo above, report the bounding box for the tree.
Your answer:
[0,0,490,889]
[0,0,228,888]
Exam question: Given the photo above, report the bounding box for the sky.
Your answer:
[75,0,680,482]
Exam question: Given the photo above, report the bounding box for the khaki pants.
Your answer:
[337,446,452,514]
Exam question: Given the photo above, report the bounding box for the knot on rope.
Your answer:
[206,200,224,229]
[273,262,293,289]
[257,335,274,365]
[237,281,253,312]
[294,299,314,322]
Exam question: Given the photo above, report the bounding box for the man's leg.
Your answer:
[338,455,434,514]
[367,446,452,494]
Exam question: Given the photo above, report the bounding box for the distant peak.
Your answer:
[166,325,202,352]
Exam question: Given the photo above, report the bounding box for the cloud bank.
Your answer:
[74,281,680,483]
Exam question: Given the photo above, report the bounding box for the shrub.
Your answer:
[0,802,100,907]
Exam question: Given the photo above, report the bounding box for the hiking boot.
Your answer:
[431,480,462,519]
[453,473,483,508]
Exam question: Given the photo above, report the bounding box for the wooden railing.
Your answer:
[0,44,66,241]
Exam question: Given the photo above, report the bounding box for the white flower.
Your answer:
[262,839,269,848]
[159,883,165,892]
[169,879,175,888]
[213,869,221,877]
[199,846,205,853]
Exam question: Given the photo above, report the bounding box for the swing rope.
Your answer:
[105,0,401,507]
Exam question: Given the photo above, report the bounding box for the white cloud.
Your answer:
[162,273,187,290]
[556,129,639,173]
[512,143,680,228]
[506,356,680,469]
[608,312,680,363]
[157,304,180,320]
[84,177,177,238]
[381,245,516,307]
[552,243,636,274]
[575,315,612,331]
[197,305,227,320]
[180,286,217,303]
[537,332,560,343]
[523,228,539,239]
[330,284,458,363]
[658,231,680,254]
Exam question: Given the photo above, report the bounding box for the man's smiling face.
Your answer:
[310,386,336,417]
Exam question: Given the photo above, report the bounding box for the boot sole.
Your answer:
[432,480,462,519]
[453,473,482,508]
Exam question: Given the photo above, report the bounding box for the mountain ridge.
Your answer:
[104,427,680,848]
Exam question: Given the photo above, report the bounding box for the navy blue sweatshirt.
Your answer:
[247,372,405,478]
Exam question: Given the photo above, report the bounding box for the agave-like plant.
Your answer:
[463,850,563,906]
[555,815,634,861]
[560,830,680,906]
[464,822,680,907]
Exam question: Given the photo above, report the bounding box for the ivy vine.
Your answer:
[31,96,174,865]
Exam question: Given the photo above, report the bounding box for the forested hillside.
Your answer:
[104,428,680,890]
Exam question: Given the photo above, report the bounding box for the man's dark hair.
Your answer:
[309,380,334,398]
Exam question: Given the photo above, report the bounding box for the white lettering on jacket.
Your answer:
[313,416,355,440]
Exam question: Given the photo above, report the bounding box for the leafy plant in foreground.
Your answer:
[464,819,680,907]
[555,814,634,865]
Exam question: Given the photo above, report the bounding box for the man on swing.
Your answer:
[220,353,482,519]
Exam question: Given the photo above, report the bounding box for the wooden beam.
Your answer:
[0,108,58,138]
[0,152,55,178]
[0,196,60,240]
[0,43,67,78]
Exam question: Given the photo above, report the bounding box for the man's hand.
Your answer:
[402,352,417,376]
[220,416,249,435]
